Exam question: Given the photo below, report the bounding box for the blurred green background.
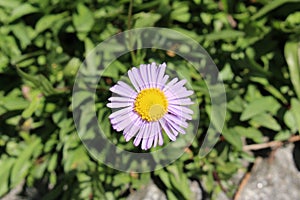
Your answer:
[0,0,300,199]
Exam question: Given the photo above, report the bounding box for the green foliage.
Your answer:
[0,0,300,199]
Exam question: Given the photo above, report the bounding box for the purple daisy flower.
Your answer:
[107,62,194,150]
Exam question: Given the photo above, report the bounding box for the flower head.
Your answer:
[107,62,194,150]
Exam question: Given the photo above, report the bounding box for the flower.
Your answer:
[107,62,194,150]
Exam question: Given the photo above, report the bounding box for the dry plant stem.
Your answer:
[233,157,263,200]
[243,135,300,151]
[233,172,251,200]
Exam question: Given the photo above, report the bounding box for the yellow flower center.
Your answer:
[134,88,168,122]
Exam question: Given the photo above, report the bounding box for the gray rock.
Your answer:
[127,181,167,200]
[190,180,203,200]
[2,182,24,200]
[239,144,300,200]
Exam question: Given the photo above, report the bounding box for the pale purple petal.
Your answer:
[156,63,166,87]
[124,127,138,142]
[168,98,194,105]
[158,130,164,146]
[108,97,134,102]
[160,75,169,88]
[110,111,135,124]
[133,122,146,146]
[124,116,142,141]
[141,124,150,149]
[167,122,178,136]
[109,107,132,119]
[112,111,138,132]
[164,116,186,135]
[163,77,178,91]
[146,64,153,88]
[152,121,160,147]
[141,124,150,150]
[107,102,132,108]
[132,67,145,90]
[165,87,188,98]
[167,106,193,120]
[140,64,149,88]
[169,105,193,114]
[159,118,176,141]
[146,134,155,150]
[153,133,158,148]
[143,123,153,150]
[113,115,135,131]
[110,85,137,98]
[168,90,194,100]
[117,81,136,94]
[128,69,140,92]
[170,79,187,90]
[164,114,188,128]
[150,63,157,88]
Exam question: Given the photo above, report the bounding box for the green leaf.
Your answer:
[252,0,300,20]
[0,158,14,196]
[10,138,41,186]
[22,95,41,118]
[286,12,300,25]
[235,126,264,143]
[102,61,127,79]
[156,169,172,188]
[291,98,300,132]
[250,113,281,131]
[275,130,292,141]
[167,164,191,199]
[11,51,45,65]
[202,171,214,192]
[47,153,58,172]
[222,127,243,150]
[35,13,68,34]
[134,12,161,28]
[31,157,48,179]
[11,23,31,49]
[112,173,131,187]
[0,52,9,72]
[220,63,234,81]
[245,85,263,102]
[240,96,280,121]
[0,0,21,8]
[227,96,245,113]
[63,57,81,77]
[171,2,191,23]
[250,77,288,104]
[166,189,178,200]
[16,67,58,96]
[0,96,29,111]
[63,146,89,172]
[284,110,298,133]
[217,162,239,175]
[9,3,39,22]
[0,35,21,57]
[285,41,300,99]
[203,30,245,41]
[73,4,95,33]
